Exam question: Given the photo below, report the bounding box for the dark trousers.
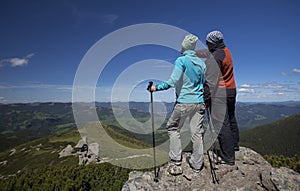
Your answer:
[211,89,239,162]
[228,96,239,149]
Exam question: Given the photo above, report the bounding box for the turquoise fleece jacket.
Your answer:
[156,50,206,103]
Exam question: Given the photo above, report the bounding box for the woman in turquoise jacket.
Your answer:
[149,34,206,176]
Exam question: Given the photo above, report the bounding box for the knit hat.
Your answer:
[206,30,224,44]
[181,34,198,52]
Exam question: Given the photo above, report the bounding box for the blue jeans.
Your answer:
[167,103,205,169]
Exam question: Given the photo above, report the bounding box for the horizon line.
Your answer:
[1,100,300,105]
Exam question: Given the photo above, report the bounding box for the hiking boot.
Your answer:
[213,156,235,166]
[234,146,240,151]
[221,160,235,166]
[170,159,182,166]
[186,156,204,172]
[167,163,183,176]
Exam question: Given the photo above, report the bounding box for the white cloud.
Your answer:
[240,82,287,90]
[238,88,255,93]
[240,84,250,88]
[102,14,118,24]
[276,92,285,95]
[0,53,35,68]
[0,97,5,103]
[292,68,300,73]
[281,68,300,76]
[239,84,263,88]
[237,81,300,102]
[240,84,254,88]
[10,58,29,67]
[262,84,286,89]
[71,6,118,25]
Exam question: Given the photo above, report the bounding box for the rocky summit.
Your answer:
[122,147,300,191]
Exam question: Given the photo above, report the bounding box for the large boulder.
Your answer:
[122,147,300,191]
[75,137,100,165]
[75,136,88,149]
[58,145,74,158]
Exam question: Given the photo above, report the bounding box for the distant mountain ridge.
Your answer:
[0,103,76,152]
[240,112,300,157]
[236,102,300,130]
[97,101,300,131]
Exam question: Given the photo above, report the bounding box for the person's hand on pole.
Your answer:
[147,81,157,92]
[150,85,156,92]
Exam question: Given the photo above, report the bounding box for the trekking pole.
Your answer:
[147,81,159,182]
[206,109,219,184]
[207,149,218,184]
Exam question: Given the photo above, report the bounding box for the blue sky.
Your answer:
[0,0,299,103]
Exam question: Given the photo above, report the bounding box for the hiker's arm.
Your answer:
[156,58,184,91]
[205,52,222,97]
[196,49,210,58]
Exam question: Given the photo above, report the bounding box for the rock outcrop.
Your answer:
[59,144,74,158]
[58,136,100,165]
[67,136,100,165]
[122,147,300,191]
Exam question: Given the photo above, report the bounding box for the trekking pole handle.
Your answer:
[147,81,153,91]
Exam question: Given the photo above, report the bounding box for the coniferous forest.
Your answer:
[0,163,131,191]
